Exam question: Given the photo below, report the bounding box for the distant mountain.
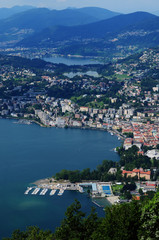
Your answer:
[153,10,159,16]
[0,7,121,45]
[0,7,120,34]
[18,11,158,48]
[76,7,120,21]
[0,5,35,19]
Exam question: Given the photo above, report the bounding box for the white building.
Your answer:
[146,149,159,160]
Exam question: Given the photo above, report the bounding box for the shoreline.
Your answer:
[4,116,48,128]
[32,178,119,206]
[2,116,125,140]
[3,117,122,206]
[106,196,119,205]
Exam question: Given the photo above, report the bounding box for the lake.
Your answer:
[43,56,102,65]
[0,119,121,238]
[64,71,101,78]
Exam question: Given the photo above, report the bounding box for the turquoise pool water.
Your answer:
[102,186,111,195]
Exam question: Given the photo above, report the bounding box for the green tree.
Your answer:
[54,199,100,240]
[139,188,144,196]
[3,226,54,240]
[138,192,159,240]
[92,201,141,240]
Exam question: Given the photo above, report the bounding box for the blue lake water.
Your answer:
[0,119,121,238]
[43,56,101,65]
[64,71,101,78]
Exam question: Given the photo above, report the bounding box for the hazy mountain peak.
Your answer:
[0,5,35,19]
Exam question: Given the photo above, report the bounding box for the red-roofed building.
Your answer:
[122,168,151,180]
[133,195,140,201]
[138,151,144,155]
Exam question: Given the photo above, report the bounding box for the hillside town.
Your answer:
[0,49,159,142]
[1,49,159,203]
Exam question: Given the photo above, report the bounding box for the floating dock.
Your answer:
[39,188,48,195]
[31,188,40,195]
[24,187,32,195]
[92,200,103,208]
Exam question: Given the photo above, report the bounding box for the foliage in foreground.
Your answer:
[3,193,159,240]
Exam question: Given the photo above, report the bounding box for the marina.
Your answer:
[24,180,115,205]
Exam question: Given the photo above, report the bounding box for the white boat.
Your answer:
[58,189,64,196]
[78,187,84,193]
[50,189,56,196]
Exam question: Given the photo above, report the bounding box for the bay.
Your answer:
[0,119,120,238]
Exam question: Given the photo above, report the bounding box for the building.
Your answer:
[122,168,151,180]
[56,117,66,127]
[108,168,117,175]
[145,149,159,160]
[80,106,89,112]
[123,138,133,150]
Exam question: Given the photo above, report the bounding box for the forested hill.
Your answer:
[0,54,48,69]
[18,11,157,47]
[18,12,159,55]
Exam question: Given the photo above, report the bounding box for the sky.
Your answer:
[0,0,159,13]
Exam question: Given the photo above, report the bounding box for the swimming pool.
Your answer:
[102,185,111,195]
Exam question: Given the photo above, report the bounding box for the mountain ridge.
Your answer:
[0,7,120,33]
[18,11,158,47]
[0,5,35,19]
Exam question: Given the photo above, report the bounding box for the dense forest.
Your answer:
[4,192,159,240]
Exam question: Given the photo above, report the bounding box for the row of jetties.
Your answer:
[24,187,64,196]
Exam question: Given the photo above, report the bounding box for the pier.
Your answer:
[40,188,48,195]
[24,180,114,206]
[31,188,40,195]
[24,187,32,195]
[92,200,103,208]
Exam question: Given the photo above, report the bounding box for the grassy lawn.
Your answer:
[104,74,130,81]
[112,184,124,192]
[114,74,130,81]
